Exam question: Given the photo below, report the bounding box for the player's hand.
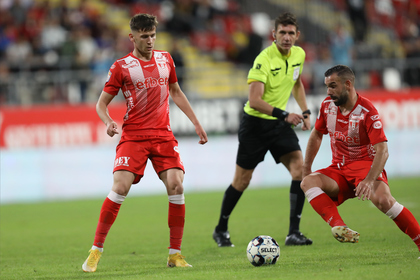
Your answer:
[285,113,304,126]
[301,115,311,131]
[195,123,208,145]
[106,121,119,137]
[355,179,373,201]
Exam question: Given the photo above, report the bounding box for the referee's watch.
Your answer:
[302,109,311,119]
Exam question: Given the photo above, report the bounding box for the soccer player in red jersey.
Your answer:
[301,65,420,257]
[82,14,208,272]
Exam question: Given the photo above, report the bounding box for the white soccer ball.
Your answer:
[246,235,280,266]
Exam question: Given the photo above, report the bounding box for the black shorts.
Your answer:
[236,113,301,169]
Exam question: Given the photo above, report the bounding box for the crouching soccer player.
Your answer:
[301,65,420,257]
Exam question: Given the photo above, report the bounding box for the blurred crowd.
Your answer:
[0,0,419,105]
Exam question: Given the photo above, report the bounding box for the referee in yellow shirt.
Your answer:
[213,12,312,247]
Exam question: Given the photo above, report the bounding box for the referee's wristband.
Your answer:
[302,109,311,119]
[272,107,289,121]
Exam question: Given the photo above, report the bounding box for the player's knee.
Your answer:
[375,195,395,213]
[300,175,318,193]
[112,182,131,196]
[300,177,310,192]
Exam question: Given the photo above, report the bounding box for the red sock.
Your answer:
[93,197,122,248]
[309,193,346,227]
[168,202,185,250]
[393,207,420,251]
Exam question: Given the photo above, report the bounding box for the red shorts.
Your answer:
[315,161,388,206]
[113,136,184,184]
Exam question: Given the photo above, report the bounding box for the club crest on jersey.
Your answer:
[349,113,365,129]
[114,157,130,167]
[122,59,140,68]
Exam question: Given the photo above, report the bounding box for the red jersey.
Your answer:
[315,94,387,165]
[103,51,178,138]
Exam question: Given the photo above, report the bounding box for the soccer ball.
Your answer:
[246,235,280,266]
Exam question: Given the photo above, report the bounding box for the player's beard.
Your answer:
[333,88,349,106]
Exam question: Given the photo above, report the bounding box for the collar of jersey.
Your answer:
[271,42,292,59]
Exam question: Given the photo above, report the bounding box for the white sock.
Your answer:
[168,194,185,205]
[304,187,325,203]
[169,249,181,255]
[385,202,404,219]
[107,190,126,204]
[91,245,103,253]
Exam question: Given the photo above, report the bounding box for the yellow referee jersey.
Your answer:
[244,42,306,120]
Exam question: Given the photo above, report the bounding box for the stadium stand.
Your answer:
[0,0,419,105]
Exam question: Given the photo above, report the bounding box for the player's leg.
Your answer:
[213,165,254,247]
[82,170,135,272]
[301,172,359,243]
[280,150,312,245]
[370,181,420,253]
[160,168,192,267]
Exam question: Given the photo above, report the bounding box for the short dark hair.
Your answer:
[274,12,299,31]
[324,65,355,84]
[130,13,158,32]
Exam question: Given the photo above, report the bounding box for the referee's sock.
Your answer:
[215,184,243,232]
[288,180,305,235]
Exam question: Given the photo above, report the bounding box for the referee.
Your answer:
[213,12,312,247]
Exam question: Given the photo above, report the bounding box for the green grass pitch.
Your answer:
[1,177,419,279]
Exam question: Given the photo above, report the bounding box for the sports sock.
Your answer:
[215,184,243,232]
[288,180,305,235]
[93,191,125,248]
[168,194,185,251]
[387,202,420,251]
[305,187,346,227]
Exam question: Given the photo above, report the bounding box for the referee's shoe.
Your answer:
[285,232,313,246]
[213,229,235,247]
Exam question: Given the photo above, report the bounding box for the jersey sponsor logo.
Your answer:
[373,120,382,129]
[330,131,360,144]
[122,59,140,68]
[135,77,169,90]
[114,156,130,167]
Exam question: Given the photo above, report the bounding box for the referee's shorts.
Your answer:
[236,113,301,170]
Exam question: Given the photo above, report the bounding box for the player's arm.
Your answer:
[96,91,119,137]
[169,82,208,145]
[291,75,310,131]
[302,128,323,178]
[248,81,303,126]
[355,141,389,201]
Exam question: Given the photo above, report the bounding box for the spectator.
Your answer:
[400,17,420,86]
[345,0,368,42]
[329,24,354,67]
